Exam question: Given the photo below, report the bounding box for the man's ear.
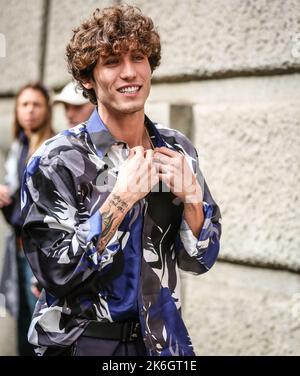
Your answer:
[82,80,94,90]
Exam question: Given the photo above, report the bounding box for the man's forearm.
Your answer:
[183,202,204,238]
[98,191,133,253]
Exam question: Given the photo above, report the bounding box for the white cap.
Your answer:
[53,82,89,105]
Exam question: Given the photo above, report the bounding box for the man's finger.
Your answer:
[144,149,154,162]
[155,162,172,174]
[132,146,145,158]
[153,152,170,165]
[154,146,179,158]
[127,148,135,159]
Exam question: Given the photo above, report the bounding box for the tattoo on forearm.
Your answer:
[109,194,129,213]
[101,212,115,238]
[98,194,130,252]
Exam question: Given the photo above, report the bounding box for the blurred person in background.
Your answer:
[53,81,94,127]
[0,82,55,355]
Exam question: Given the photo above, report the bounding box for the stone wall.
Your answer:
[0,0,299,355]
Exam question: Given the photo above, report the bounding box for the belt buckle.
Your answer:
[129,322,140,342]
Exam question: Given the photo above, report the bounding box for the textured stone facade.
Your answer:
[182,262,300,355]
[0,0,299,356]
[44,0,116,88]
[129,0,300,78]
[0,0,45,94]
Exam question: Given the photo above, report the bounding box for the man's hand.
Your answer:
[98,146,159,253]
[153,147,205,238]
[113,146,159,205]
[0,184,12,208]
[153,147,203,204]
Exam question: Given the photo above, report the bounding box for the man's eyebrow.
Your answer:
[102,54,117,59]
[99,54,119,63]
[131,49,144,54]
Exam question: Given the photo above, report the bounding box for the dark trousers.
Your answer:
[72,336,147,356]
[17,252,36,356]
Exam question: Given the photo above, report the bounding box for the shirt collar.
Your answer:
[144,115,166,148]
[85,108,116,158]
[86,108,166,158]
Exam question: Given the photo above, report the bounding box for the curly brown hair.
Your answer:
[66,4,161,105]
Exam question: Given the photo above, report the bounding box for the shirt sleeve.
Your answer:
[175,148,222,275]
[21,155,121,298]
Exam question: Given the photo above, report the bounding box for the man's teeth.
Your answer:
[119,86,139,93]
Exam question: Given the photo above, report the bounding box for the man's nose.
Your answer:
[120,59,137,80]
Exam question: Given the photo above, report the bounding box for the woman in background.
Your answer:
[0,82,55,355]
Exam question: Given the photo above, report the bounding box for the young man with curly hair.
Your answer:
[21,5,221,356]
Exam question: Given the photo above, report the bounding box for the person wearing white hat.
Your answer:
[53,81,94,127]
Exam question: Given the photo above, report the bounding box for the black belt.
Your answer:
[82,321,142,342]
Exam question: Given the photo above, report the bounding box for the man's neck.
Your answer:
[98,106,147,148]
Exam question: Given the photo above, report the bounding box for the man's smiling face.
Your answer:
[85,49,152,118]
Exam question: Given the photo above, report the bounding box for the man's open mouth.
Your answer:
[118,85,141,94]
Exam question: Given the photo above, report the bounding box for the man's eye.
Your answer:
[133,55,144,61]
[105,58,119,65]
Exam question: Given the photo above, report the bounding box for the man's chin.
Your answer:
[119,104,144,115]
